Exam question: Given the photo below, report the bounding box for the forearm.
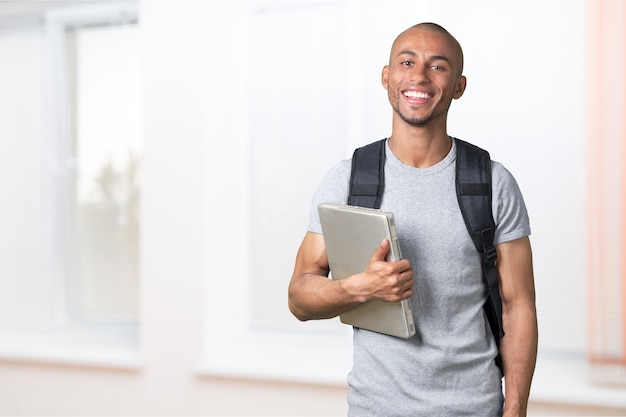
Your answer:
[288,273,361,321]
[501,301,538,416]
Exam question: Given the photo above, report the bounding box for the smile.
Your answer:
[403,90,432,99]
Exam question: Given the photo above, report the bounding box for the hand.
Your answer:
[344,239,414,303]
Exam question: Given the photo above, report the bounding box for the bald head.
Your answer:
[390,22,464,75]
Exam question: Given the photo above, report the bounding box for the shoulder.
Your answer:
[307,158,352,233]
[453,139,519,187]
[319,158,352,190]
[489,160,531,242]
[490,160,521,192]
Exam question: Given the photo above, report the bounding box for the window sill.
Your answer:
[197,338,626,410]
[194,328,352,386]
[0,322,142,370]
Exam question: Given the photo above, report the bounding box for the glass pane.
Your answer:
[69,24,142,322]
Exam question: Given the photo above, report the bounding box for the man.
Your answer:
[288,23,537,416]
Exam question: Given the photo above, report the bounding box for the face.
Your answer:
[382,27,466,127]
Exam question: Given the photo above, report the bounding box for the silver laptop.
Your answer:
[318,203,416,339]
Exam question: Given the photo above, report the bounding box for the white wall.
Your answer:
[0,0,625,416]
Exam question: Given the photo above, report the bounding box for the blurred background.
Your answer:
[0,0,624,415]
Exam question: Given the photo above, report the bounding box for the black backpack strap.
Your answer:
[348,139,386,209]
[455,139,504,372]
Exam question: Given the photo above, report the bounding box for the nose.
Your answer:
[409,64,430,83]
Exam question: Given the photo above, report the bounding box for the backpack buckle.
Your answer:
[483,245,497,265]
[480,228,497,265]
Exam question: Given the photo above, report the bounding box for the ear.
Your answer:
[381,65,390,90]
[453,75,467,99]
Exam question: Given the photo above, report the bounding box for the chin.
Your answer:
[399,113,432,126]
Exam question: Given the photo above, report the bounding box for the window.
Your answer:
[0,2,141,369]
[67,23,142,323]
[196,0,357,384]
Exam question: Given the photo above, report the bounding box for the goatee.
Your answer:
[395,108,433,126]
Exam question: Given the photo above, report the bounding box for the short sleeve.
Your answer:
[491,161,531,244]
[307,159,352,234]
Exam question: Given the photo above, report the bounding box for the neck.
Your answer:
[387,122,452,168]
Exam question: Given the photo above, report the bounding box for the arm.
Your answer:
[288,231,414,321]
[497,236,538,417]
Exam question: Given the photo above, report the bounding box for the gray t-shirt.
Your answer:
[308,139,531,417]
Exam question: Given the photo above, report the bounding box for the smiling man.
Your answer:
[384,25,464,131]
[288,23,537,417]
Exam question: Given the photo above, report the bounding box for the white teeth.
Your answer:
[404,91,430,99]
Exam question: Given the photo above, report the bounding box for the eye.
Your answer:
[401,60,414,67]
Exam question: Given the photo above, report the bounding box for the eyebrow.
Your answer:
[396,50,451,64]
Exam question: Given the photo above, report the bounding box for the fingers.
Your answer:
[379,267,414,301]
[393,269,415,300]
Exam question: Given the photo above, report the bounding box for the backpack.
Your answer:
[348,138,504,373]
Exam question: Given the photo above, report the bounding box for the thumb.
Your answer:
[370,238,390,262]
